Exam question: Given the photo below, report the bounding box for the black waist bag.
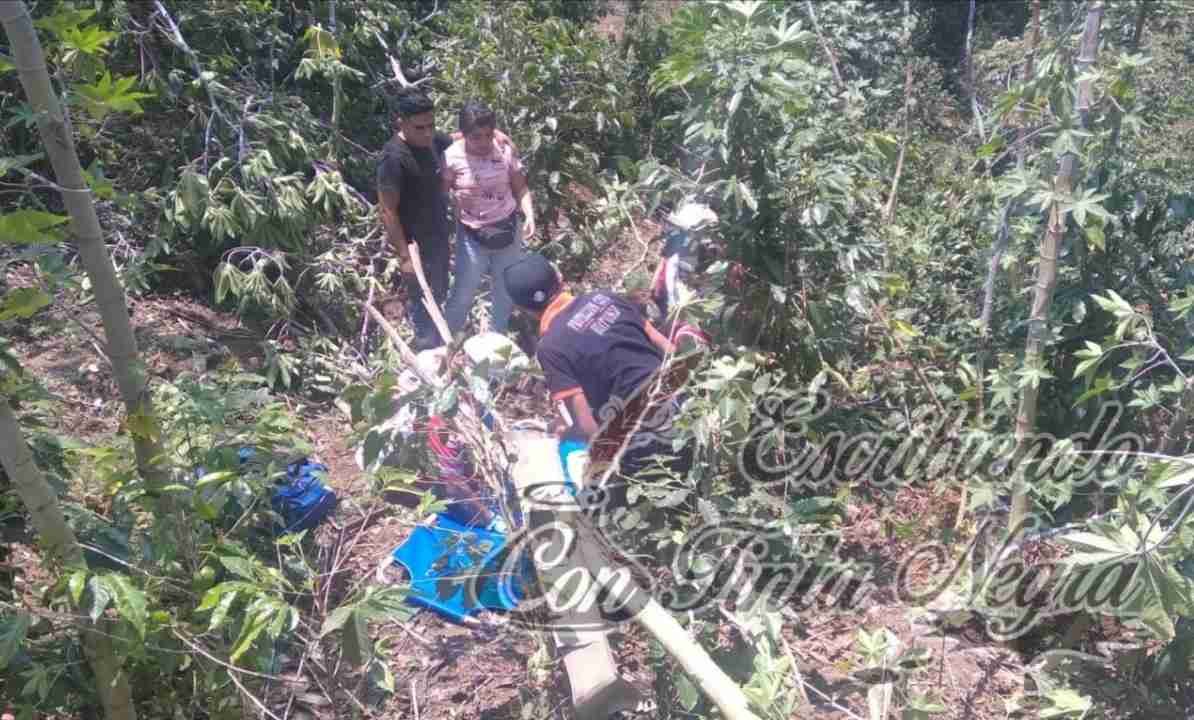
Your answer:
[472,212,518,249]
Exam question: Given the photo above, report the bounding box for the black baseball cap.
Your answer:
[503,252,560,311]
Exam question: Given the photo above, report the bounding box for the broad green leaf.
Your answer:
[33,8,98,37]
[1072,356,1102,379]
[0,288,52,321]
[892,319,920,339]
[0,154,43,176]
[74,71,155,120]
[320,604,355,638]
[105,574,148,639]
[0,54,13,74]
[230,607,272,662]
[737,180,758,212]
[87,575,114,622]
[302,25,341,59]
[1039,688,1092,718]
[1073,374,1113,406]
[1157,463,1194,489]
[1060,530,1131,557]
[208,588,240,632]
[675,672,700,711]
[60,24,118,56]
[0,612,31,671]
[196,580,250,612]
[68,570,88,606]
[194,470,236,489]
[0,210,70,245]
[1137,602,1175,643]
[218,555,259,582]
[341,609,371,667]
[727,89,744,116]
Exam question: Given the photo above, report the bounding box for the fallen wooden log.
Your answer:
[507,425,643,719]
[505,425,763,720]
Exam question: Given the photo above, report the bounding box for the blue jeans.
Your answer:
[445,217,524,335]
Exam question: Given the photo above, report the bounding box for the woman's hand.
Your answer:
[440,162,459,189]
[522,214,536,240]
[494,128,517,153]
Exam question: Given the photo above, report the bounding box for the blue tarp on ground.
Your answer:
[391,513,529,623]
[390,438,590,623]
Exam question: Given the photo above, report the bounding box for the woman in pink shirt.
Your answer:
[441,102,536,336]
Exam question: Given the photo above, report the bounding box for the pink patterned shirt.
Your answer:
[444,140,525,229]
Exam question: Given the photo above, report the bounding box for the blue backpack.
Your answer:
[238,448,338,534]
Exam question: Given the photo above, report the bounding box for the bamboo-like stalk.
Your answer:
[964,0,985,137]
[1099,0,1149,190]
[408,243,453,348]
[508,428,763,720]
[1161,381,1194,457]
[0,396,137,720]
[959,0,1042,530]
[803,0,844,90]
[882,0,913,226]
[1009,1,1105,538]
[361,302,443,388]
[0,0,173,499]
[328,0,341,160]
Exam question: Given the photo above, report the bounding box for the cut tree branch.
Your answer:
[803,1,844,90]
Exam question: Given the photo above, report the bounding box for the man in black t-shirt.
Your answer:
[502,252,697,502]
[376,90,516,350]
[377,91,454,351]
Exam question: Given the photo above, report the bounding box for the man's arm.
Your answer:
[378,187,413,274]
[560,392,600,442]
[510,164,535,239]
[644,319,675,356]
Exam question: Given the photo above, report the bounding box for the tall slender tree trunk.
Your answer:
[0,2,172,496]
[961,0,1042,531]
[804,0,845,91]
[1099,0,1149,190]
[0,397,138,720]
[1162,382,1194,457]
[883,0,914,227]
[1008,1,1105,537]
[329,0,341,160]
[964,0,984,137]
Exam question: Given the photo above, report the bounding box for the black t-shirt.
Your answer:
[537,292,664,422]
[376,131,453,246]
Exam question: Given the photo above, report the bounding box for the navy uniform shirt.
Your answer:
[536,291,664,423]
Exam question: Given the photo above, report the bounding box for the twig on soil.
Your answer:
[280,650,308,720]
[172,629,302,684]
[359,248,384,354]
[792,667,866,720]
[66,315,111,363]
[303,653,369,716]
[616,197,651,276]
[228,668,285,720]
[411,678,421,720]
[396,618,433,647]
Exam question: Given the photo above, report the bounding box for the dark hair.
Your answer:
[396,89,434,119]
[459,101,496,134]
